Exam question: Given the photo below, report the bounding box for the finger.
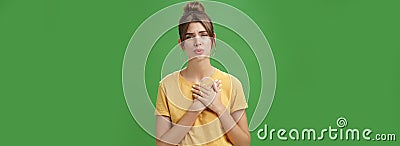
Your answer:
[215,80,222,86]
[217,83,222,92]
[216,81,222,87]
[198,85,212,95]
[193,92,207,101]
[192,84,200,90]
[192,93,201,99]
[213,80,223,92]
[199,83,212,91]
[195,94,207,104]
[212,81,219,92]
[214,80,221,87]
[192,85,209,96]
[193,84,210,92]
[191,88,202,97]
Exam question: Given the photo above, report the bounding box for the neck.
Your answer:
[183,57,214,80]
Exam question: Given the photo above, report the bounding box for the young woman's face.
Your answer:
[181,22,213,60]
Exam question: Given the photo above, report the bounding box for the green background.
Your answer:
[1,0,399,145]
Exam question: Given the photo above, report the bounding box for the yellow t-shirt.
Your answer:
[155,68,248,146]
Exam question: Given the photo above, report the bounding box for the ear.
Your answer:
[178,38,184,49]
[213,33,217,46]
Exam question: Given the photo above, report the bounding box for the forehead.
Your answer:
[186,22,206,33]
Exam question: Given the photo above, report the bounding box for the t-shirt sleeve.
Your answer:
[230,75,248,113]
[154,82,171,117]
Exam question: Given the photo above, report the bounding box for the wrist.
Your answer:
[188,109,203,116]
[188,106,204,114]
[212,105,226,116]
[189,100,206,112]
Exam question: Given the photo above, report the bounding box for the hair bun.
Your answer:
[183,1,205,13]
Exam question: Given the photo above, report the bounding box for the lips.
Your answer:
[194,49,204,55]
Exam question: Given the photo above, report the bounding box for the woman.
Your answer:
[155,1,250,146]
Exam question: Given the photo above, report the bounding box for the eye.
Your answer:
[185,35,193,39]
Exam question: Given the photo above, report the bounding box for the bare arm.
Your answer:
[216,109,250,146]
[156,99,204,146]
[192,80,250,146]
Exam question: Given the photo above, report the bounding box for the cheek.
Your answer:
[204,40,213,49]
[182,40,193,49]
[183,42,195,50]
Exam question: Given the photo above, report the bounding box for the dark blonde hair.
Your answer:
[178,1,215,43]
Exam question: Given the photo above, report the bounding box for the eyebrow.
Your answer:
[185,31,208,35]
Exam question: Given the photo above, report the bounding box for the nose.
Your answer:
[194,36,202,47]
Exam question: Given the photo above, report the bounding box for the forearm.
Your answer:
[157,110,201,145]
[217,109,250,146]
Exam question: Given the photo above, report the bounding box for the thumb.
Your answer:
[212,80,219,93]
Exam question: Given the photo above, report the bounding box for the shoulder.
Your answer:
[228,74,242,84]
[159,71,180,86]
[229,74,243,90]
[214,69,243,89]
